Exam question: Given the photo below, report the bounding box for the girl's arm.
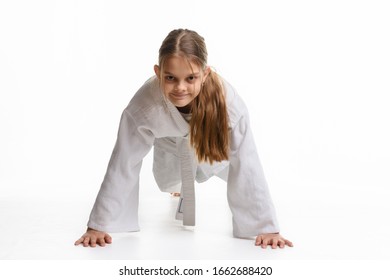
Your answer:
[227,96,292,247]
[87,108,155,234]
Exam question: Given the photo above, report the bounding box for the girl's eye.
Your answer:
[165,76,175,81]
[187,76,196,82]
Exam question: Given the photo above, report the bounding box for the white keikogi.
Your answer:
[87,76,280,238]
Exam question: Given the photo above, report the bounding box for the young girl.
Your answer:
[75,29,293,249]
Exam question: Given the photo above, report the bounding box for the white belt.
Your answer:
[175,138,196,226]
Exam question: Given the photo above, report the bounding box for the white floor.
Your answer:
[1,166,389,260]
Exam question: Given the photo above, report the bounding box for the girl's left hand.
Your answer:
[255,233,293,249]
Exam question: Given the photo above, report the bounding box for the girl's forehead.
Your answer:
[163,56,201,76]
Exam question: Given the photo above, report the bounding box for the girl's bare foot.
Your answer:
[170,192,180,197]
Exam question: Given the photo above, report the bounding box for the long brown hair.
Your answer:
[157,29,229,164]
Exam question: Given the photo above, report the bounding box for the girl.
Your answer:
[75,29,293,249]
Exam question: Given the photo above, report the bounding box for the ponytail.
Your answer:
[190,70,230,164]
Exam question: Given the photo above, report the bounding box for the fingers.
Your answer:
[271,238,278,249]
[105,234,112,244]
[255,234,293,249]
[75,232,113,247]
[279,239,285,249]
[99,237,106,247]
[260,236,268,249]
[83,236,90,247]
[255,237,261,246]
[255,235,268,248]
[261,240,268,249]
[96,234,114,246]
[284,239,294,247]
[90,236,97,247]
[74,237,84,246]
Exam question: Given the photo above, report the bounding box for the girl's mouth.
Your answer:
[170,93,190,99]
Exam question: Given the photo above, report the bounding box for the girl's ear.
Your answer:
[154,65,160,79]
[203,66,211,82]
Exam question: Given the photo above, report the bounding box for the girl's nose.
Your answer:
[175,81,186,92]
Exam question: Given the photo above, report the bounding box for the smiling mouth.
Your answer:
[170,93,190,99]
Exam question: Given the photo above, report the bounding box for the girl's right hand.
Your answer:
[74,227,112,247]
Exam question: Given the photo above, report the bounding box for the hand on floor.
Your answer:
[74,228,112,247]
[255,233,293,249]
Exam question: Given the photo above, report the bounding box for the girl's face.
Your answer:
[154,56,210,110]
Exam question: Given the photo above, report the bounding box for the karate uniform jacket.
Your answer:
[87,76,280,238]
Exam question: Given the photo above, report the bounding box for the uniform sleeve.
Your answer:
[87,108,154,232]
[227,101,280,238]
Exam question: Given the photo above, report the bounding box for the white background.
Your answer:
[1,0,390,273]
